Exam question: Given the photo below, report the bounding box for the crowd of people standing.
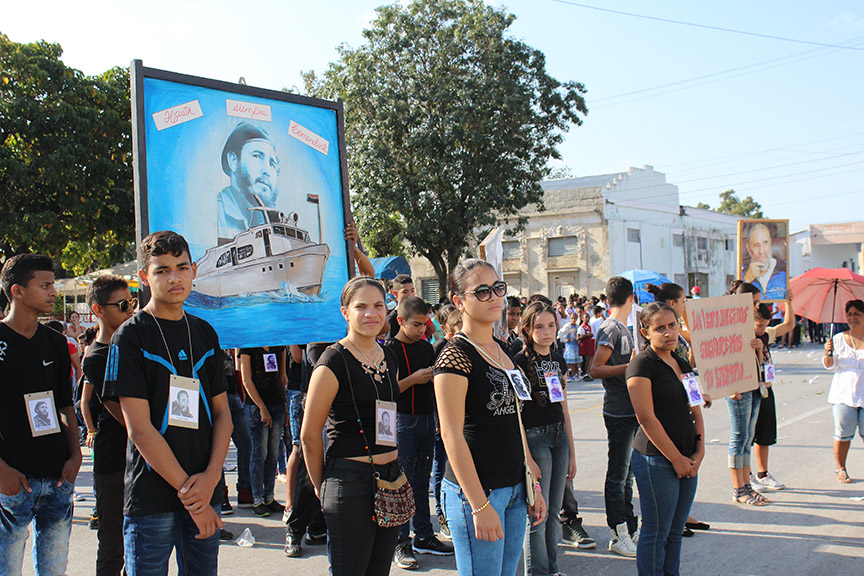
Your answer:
[1,228,862,576]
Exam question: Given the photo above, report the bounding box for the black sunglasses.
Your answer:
[467,281,507,302]
[104,298,138,313]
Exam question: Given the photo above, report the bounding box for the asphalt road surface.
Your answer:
[20,341,864,575]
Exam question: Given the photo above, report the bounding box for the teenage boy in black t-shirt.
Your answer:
[386,296,453,569]
[103,231,231,576]
[82,274,135,576]
[0,254,82,575]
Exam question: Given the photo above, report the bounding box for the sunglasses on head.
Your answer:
[467,281,507,302]
[104,298,138,313]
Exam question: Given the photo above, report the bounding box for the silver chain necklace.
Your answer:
[146,310,194,374]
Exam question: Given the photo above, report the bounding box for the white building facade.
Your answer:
[791,222,864,275]
[409,166,743,302]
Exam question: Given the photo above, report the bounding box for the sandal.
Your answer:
[733,487,767,506]
[685,521,710,531]
[745,485,771,504]
[836,468,852,483]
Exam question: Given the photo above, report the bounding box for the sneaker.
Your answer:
[219,528,234,541]
[608,523,636,558]
[253,503,271,517]
[284,533,302,557]
[757,472,785,491]
[221,500,234,515]
[437,513,451,540]
[89,514,100,530]
[73,491,86,502]
[749,474,768,493]
[223,463,237,472]
[562,519,596,549]
[266,499,285,514]
[276,474,288,484]
[237,486,254,508]
[582,375,594,382]
[413,535,454,556]
[305,530,327,545]
[394,542,419,569]
[630,516,640,544]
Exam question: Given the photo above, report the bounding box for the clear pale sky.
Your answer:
[5,0,863,231]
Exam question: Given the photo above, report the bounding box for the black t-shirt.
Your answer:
[432,337,449,360]
[0,322,73,479]
[316,343,399,460]
[103,311,227,516]
[514,350,567,429]
[287,346,304,392]
[596,317,635,417]
[626,346,697,458]
[386,309,400,339]
[238,347,286,407]
[385,338,435,415]
[434,335,524,491]
[83,342,127,475]
[222,350,237,395]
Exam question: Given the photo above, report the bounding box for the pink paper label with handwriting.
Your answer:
[288,120,329,155]
[152,100,204,131]
[226,99,272,122]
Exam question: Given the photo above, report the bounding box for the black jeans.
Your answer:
[286,446,326,538]
[603,415,639,532]
[94,470,125,576]
[560,481,581,521]
[321,458,401,576]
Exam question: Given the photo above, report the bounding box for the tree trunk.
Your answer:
[426,251,449,304]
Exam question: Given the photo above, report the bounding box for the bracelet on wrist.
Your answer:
[534,481,542,493]
[471,498,491,516]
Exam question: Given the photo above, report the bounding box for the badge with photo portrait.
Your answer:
[506,369,532,401]
[762,363,776,383]
[24,391,61,437]
[681,372,705,407]
[263,352,278,373]
[544,371,565,403]
[375,400,397,447]
[168,374,200,430]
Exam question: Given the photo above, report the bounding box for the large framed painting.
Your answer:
[737,219,789,302]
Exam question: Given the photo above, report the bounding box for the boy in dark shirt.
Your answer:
[386,296,453,569]
[82,274,136,576]
[385,274,416,339]
[103,231,232,576]
[0,254,81,575]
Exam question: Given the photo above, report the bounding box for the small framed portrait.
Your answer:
[544,371,565,403]
[737,219,789,302]
[506,369,532,401]
[168,375,200,430]
[25,391,61,437]
[263,352,279,373]
[375,400,396,447]
[681,373,705,407]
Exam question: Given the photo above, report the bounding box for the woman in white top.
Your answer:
[823,299,864,483]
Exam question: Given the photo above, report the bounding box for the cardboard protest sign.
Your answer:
[130,61,354,348]
[685,293,758,397]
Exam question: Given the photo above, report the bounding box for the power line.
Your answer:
[549,0,864,51]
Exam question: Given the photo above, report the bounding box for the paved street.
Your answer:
[24,341,864,575]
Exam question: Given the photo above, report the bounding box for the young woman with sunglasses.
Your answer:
[301,277,404,576]
[516,301,576,576]
[435,259,546,576]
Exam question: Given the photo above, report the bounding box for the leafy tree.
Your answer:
[697,189,764,218]
[0,33,133,275]
[308,0,587,291]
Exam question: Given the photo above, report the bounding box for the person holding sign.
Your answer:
[515,302,576,576]
[434,259,546,576]
[823,299,864,484]
[750,297,796,494]
[103,232,232,576]
[238,346,288,517]
[0,254,81,576]
[626,302,704,576]
[301,277,403,576]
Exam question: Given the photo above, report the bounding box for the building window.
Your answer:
[673,234,684,248]
[697,236,708,250]
[420,278,440,304]
[502,240,520,260]
[547,237,579,257]
[674,274,687,288]
[627,228,641,243]
[726,238,735,251]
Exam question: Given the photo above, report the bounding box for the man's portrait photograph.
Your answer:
[738,219,789,301]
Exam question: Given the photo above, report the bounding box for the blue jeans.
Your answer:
[631,452,698,576]
[523,422,569,576]
[432,417,447,517]
[397,413,436,542]
[247,403,286,504]
[0,478,74,576]
[726,391,761,468]
[287,389,303,445]
[442,478,526,576]
[227,392,251,490]
[603,414,639,531]
[123,507,220,576]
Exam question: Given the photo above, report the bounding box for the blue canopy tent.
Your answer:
[370,256,411,280]
[618,269,672,304]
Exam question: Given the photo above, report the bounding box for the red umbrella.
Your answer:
[789,267,864,324]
